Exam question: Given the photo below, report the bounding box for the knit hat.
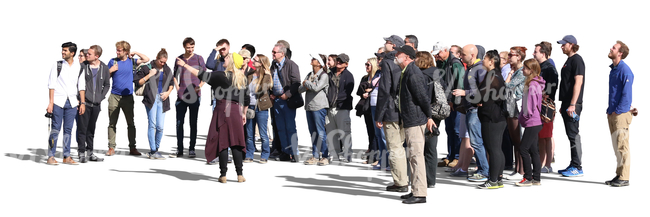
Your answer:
[232,52,244,69]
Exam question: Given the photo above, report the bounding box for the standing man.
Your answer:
[533,42,559,173]
[77,45,110,163]
[270,43,301,162]
[605,41,634,187]
[404,35,419,50]
[432,42,465,168]
[375,35,409,192]
[393,45,435,204]
[326,53,355,163]
[106,41,149,156]
[206,39,230,109]
[46,42,84,165]
[172,37,206,158]
[556,35,585,177]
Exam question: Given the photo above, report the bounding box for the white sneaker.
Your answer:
[504,171,523,180]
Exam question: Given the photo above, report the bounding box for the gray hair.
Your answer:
[405,35,419,49]
[274,43,287,54]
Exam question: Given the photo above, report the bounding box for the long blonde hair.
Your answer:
[367,57,378,83]
[225,53,247,89]
[254,54,271,93]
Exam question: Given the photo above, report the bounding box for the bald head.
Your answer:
[461,44,477,65]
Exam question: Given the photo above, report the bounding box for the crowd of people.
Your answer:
[45,35,636,204]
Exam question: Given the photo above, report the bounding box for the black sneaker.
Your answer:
[79,154,88,163]
[188,150,196,158]
[386,185,408,192]
[87,153,104,162]
[169,151,183,158]
[605,176,620,185]
[477,180,500,189]
[610,179,629,187]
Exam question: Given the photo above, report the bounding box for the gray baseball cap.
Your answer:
[383,35,405,47]
[557,35,578,45]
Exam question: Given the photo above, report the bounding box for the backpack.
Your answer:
[430,79,451,120]
[113,58,150,96]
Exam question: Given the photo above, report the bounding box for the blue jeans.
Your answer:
[371,106,388,165]
[273,98,298,156]
[48,99,76,157]
[445,111,461,160]
[145,95,165,153]
[246,105,270,160]
[467,108,489,176]
[306,108,328,159]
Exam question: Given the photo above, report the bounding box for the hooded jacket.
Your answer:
[519,76,546,127]
[79,61,111,106]
[375,50,401,122]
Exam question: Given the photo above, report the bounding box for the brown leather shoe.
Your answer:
[106,148,115,156]
[448,159,458,167]
[62,157,79,165]
[129,148,142,156]
[437,158,449,167]
[46,157,59,165]
[218,176,227,183]
[238,175,246,183]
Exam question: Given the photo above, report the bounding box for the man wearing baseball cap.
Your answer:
[326,53,355,163]
[376,35,410,192]
[393,45,435,204]
[556,35,586,177]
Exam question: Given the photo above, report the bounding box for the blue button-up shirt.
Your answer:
[272,57,286,96]
[607,60,634,114]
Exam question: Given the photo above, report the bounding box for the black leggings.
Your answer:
[481,120,507,182]
[220,147,244,177]
[521,125,543,181]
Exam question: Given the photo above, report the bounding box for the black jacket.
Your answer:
[328,68,355,110]
[540,60,559,101]
[79,61,111,106]
[134,62,174,112]
[399,62,432,128]
[375,50,401,122]
[269,57,301,99]
[477,69,507,123]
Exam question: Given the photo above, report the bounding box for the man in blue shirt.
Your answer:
[605,41,634,187]
[106,41,149,156]
[270,43,302,162]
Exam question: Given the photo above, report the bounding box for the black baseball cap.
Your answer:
[395,45,416,59]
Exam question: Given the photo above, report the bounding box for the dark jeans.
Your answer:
[444,111,461,160]
[49,99,76,157]
[521,124,543,181]
[363,108,377,153]
[482,120,507,182]
[425,119,442,186]
[270,109,281,154]
[560,102,583,170]
[176,97,200,153]
[76,104,101,155]
[502,129,513,169]
[220,146,244,176]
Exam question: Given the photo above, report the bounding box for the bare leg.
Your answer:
[507,117,523,175]
[539,138,548,166]
[547,136,555,168]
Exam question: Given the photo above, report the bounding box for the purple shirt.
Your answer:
[174,54,206,102]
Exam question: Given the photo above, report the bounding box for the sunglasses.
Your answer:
[365,63,370,67]
[508,53,519,57]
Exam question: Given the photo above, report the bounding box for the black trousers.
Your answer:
[482,120,507,182]
[521,124,543,181]
[501,129,513,169]
[270,109,281,153]
[220,146,244,176]
[76,105,101,154]
[176,99,200,152]
[424,119,441,186]
[363,109,377,153]
[560,102,583,170]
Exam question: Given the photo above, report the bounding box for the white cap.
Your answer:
[431,42,448,55]
[310,54,324,67]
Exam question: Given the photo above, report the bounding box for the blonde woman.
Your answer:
[177,52,250,183]
[245,54,273,164]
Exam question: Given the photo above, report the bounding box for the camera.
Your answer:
[44,113,53,118]
[425,126,440,138]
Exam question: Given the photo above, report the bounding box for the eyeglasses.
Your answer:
[272,51,282,55]
[365,63,370,67]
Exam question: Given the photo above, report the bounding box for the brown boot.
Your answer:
[129,147,142,156]
[447,159,458,167]
[106,148,116,156]
[238,175,246,183]
[218,176,227,183]
[46,157,59,165]
[437,158,449,167]
[62,157,78,165]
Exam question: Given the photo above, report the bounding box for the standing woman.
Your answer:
[177,52,250,183]
[135,49,174,159]
[79,49,88,63]
[503,46,527,180]
[245,54,273,163]
[415,51,441,187]
[356,58,378,166]
[367,57,386,169]
[515,59,545,186]
[476,50,508,189]
[300,54,330,166]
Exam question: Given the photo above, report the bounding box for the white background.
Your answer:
[1,0,647,215]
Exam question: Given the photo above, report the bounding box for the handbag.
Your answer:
[134,62,152,96]
[505,89,518,118]
[246,105,256,119]
[287,93,304,109]
[540,98,556,123]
